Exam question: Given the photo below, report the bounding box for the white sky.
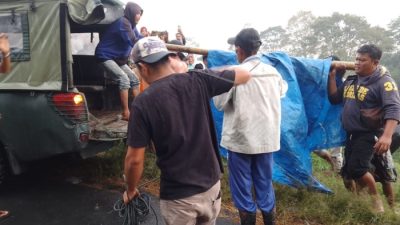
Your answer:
[123,0,399,50]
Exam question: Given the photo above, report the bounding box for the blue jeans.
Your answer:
[228,151,275,213]
[100,60,140,90]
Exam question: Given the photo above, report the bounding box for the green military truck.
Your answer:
[0,0,130,182]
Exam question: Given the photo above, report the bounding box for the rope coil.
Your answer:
[113,193,157,225]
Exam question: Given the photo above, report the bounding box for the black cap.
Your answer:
[227,28,262,51]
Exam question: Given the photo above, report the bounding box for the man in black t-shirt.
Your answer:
[122,36,251,225]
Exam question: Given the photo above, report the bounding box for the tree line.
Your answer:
[259,11,400,83]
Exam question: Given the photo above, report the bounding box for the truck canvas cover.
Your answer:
[0,0,123,90]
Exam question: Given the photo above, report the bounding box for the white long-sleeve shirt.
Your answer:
[213,55,288,154]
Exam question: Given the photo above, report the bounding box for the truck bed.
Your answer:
[89,111,128,141]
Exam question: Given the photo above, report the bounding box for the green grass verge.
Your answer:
[91,143,400,224]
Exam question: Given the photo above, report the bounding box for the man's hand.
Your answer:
[374,120,398,154]
[374,135,391,155]
[123,189,140,204]
[329,63,346,79]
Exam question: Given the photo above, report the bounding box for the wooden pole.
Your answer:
[331,61,355,70]
[166,44,356,70]
[165,44,209,56]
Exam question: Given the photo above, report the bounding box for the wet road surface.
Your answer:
[0,157,237,225]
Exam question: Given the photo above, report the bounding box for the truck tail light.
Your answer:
[51,92,88,123]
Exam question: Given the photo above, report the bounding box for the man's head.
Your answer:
[140,26,149,37]
[158,31,169,43]
[176,33,183,42]
[132,37,186,83]
[124,2,143,25]
[187,54,194,65]
[355,44,382,76]
[228,28,262,63]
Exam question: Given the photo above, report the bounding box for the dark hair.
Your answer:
[194,63,204,69]
[329,55,340,61]
[229,28,261,56]
[357,44,382,60]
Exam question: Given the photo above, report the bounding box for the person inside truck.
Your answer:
[0,32,11,219]
[0,33,11,73]
[95,2,143,121]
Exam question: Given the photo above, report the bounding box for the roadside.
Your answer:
[2,143,399,225]
[0,151,238,225]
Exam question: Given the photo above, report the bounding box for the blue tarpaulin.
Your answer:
[207,50,346,193]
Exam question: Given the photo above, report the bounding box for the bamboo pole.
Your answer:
[165,44,356,70]
[165,44,209,56]
[331,61,355,70]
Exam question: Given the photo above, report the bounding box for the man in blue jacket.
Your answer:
[95,2,143,120]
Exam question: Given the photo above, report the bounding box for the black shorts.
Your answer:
[342,132,376,180]
[342,131,397,182]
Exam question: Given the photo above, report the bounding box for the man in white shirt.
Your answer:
[214,28,287,225]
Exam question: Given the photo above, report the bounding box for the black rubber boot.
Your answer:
[261,211,275,225]
[238,210,256,225]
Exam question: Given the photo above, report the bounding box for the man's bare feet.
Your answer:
[371,195,384,213]
[121,111,130,121]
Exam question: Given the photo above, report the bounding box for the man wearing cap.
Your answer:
[214,28,287,225]
[122,36,251,225]
[95,2,143,120]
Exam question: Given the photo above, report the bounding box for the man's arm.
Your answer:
[231,66,251,85]
[328,64,345,104]
[123,146,145,203]
[121,19,139,47]
[0,33,11,73]
[375,119,398,155]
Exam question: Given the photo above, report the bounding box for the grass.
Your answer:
[78,142,400,225]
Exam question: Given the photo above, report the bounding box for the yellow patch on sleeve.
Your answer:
[384,82,395,91]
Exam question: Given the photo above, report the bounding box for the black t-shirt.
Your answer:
[127,69,235,200]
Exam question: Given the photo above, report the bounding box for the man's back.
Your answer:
[128,71,234,200]
[214,57,287,154]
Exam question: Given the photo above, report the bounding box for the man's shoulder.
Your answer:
[242,60,279,76]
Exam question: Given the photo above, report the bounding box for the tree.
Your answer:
[310,13,394,60]
[388,16,400,48]
[285,11,318,57]
[260,26,289,53]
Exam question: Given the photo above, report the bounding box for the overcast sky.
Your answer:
[123,0,399,50]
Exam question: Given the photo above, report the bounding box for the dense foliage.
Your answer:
[259,11,400,83]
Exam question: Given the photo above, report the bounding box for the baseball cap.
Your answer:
[132,36,175,64]
[227,28,262,51]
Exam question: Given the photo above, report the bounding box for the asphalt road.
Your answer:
[0,158,237,225]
